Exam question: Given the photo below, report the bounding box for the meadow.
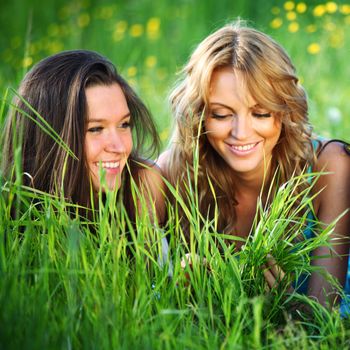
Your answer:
[1,0,350,349]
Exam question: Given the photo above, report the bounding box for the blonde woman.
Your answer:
[158,22,350,310]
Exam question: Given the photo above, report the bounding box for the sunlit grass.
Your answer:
[1,117,349,347]
[1,1,350,348]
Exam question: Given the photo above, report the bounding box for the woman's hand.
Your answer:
[262,255,294,293]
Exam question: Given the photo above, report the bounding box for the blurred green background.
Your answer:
[1,0,349,147]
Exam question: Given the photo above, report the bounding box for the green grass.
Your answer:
[1,148,350,349]
[1,98,349,349]
[1,1,350,348]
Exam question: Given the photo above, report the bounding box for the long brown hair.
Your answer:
[2,50,160,217]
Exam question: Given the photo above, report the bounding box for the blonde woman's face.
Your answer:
[205,67,281,179]
[84,83,133,191]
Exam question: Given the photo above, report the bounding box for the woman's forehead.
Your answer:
[208,67,257,107]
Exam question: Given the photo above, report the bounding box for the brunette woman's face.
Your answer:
[205,67,282,179]
[84,83,133,191]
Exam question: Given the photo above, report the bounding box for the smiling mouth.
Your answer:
[230,142,259,152]
[95,161,120,169]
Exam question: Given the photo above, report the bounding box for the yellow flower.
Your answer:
[306,24,317,33]
[127,66,137,77]
[296,2,307,13]
[271,7,280,15]
[284,1,295,11]
[340,5,350,15]
[286,11,297,20]
[113,21,128,42]
[130,24,143,37]
[270,17,283,29]
[22,56,33,68]
[147,17,160,40]
[116,21,128,33]
[313,5,326,17]
[307,43,321,54]
[145,56,157,68]
[288,22,299,32]
[325,2,337,14]
[77,13,90,28]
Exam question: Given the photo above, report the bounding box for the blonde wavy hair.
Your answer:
[163,21,315,235]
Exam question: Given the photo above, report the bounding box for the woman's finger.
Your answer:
[180,253,193,269]
[266,256,286,281]
[263,264,277,290]
[180,253,209,270]
[265,256,295,294]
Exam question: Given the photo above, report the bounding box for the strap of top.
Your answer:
[305,137,350,176]
[316,138,350,157]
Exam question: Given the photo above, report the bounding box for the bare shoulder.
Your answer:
[314,140,350,172]
[138,162,165,191]
[138,162,166,223]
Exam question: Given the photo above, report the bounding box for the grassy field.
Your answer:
[1,157,350,349]
[1,1,350,349]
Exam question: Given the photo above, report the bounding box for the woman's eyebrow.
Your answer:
[209,102,234,111]
[87,112,131,123]
[250,103,266,109]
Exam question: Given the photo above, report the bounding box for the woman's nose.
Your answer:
[231,114,252,140]
[105,131,126,153]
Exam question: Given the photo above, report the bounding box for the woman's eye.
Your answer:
[211,113,232,119]
[253,112,271,118]
[87,126,103,133]
[120,121,131,129]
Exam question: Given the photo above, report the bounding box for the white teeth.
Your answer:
[97,161,120,169]
[232,143,256,151]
